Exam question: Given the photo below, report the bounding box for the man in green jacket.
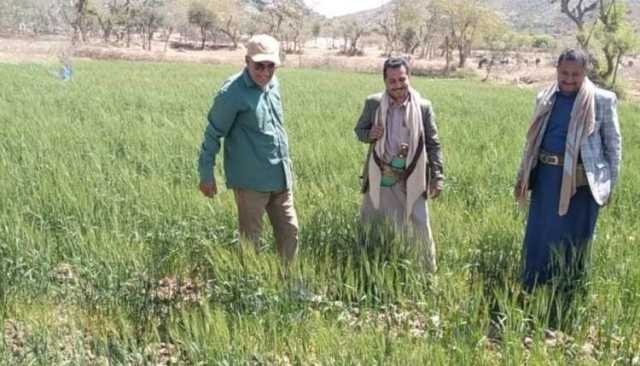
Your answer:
[354,57,444,272]
[198,34,298,263]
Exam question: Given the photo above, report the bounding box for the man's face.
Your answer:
[246,57,276,88]
[384,66,410,102]
[557,60,585,94]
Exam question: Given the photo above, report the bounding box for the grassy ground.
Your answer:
[0,60,639,365]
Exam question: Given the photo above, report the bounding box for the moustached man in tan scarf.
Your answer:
[354,57,444,273]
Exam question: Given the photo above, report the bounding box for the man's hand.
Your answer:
[428,180,444,199]
[513,179,523,201]
[199,182,217,198]
[368,125,384,141]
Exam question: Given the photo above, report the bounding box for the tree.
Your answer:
[550,0,600,48]
[376,5,402,55]
[0,0,67,35]
[338,20,369,56]
[433,0,494,68]
[249,0,311,53]
[590,0,640,86]
[396,0,444,56]
[188,1,215,49]
[417,2,448,59]
[62,0,95,44]
[532,34,556,49]
[138,0,167,50]
[116,0,146,48]
[375,0,427,55]
[280,1,310,53]
[161,0,188,50]
[477,16,514,81]
[93,0,130,43]
[311,21,321,46]
[215,0,246,49]
[325,18,340,49]
[401,26,418,54]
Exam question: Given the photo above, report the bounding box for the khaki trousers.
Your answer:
[233,188,299,263]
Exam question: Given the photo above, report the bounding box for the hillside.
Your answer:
[335,0,640,36]
[487,0,640,34]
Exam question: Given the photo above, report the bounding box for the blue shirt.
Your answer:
[541,92,576,155]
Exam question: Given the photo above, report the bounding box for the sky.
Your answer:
[304,0,391,18]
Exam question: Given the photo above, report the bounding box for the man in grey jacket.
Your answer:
[354,57,444,272]
[514,48,622,297]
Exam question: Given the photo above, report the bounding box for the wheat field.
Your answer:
[0,60,639,364]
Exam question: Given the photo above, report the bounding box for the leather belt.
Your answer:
[539,151,585,170]
[539,151,564,166]
[538,151,589,187]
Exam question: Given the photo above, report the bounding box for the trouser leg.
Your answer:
[234,188,270,251]
[266,189,299,263]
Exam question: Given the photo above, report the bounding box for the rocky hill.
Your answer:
[487,0,640,34]
[336,0,640,35]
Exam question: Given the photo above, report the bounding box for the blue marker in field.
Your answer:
[60,63,73,81]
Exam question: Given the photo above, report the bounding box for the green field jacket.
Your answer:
[198,69,292,192]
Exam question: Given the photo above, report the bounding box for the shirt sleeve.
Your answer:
[601,94,622,188]
[197,89,238,184]
[423,102,444,182]
[516,95,542,181]
[354,99,375,143]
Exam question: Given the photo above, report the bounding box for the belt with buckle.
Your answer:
[538,151,589,186]
[539,151,563,166]
[539,151,585,170]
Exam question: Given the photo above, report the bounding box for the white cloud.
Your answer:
[304,0,391,18]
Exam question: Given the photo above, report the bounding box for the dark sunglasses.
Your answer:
[253,62,276,71]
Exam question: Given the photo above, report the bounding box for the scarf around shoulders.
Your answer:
[368,87,428,221]
[516,77,596,216]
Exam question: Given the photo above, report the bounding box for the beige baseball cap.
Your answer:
[246,34,281,66]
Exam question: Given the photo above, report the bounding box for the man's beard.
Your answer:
[390,87,408,98]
